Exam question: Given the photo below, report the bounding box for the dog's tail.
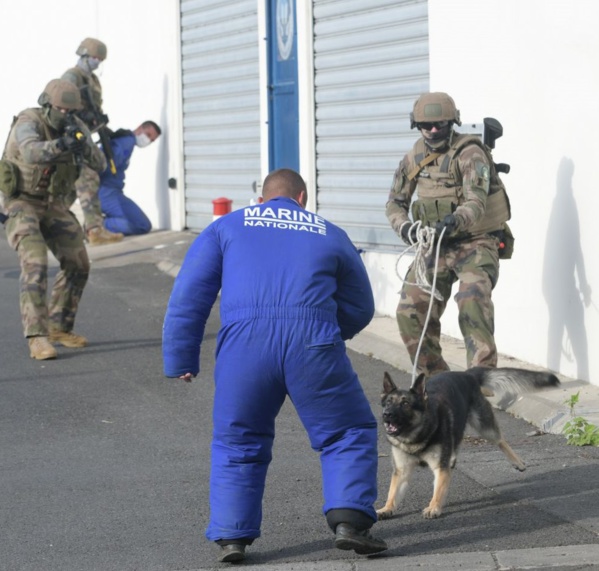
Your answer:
[471,367,560,394]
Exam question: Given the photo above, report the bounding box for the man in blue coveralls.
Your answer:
[162,169,387,563]
[98,121,161,235]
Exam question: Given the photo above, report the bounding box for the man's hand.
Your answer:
[400,222,418,245]
[57,132,86,153]
[435,214,457,238]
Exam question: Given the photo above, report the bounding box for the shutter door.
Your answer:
[313,0,429,248]
[180,0,261,230]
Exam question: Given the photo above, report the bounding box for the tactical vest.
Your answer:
[409,133,511,237]
[3,109,78,199]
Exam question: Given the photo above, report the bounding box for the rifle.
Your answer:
[483,117,510,174]
[79,85,117,174]
[64,113,86,175]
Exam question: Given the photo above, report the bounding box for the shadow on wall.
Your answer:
[154,74,171,229]
[542,157,591,381]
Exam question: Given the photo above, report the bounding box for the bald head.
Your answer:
[262,169,307,207]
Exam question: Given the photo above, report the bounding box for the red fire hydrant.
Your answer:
[212,197,232,221]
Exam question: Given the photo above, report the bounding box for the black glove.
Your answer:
[78,110,96,127]
[400,223,418,245]
[435,214,457,238]
[57,132,86,154]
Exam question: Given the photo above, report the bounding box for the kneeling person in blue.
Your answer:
[98,121,161,235]
[162,168,387,563]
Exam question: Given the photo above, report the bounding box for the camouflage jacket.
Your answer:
[386,132,505,239]
[3,108,106,199]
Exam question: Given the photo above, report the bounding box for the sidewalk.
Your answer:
[87,229,599,438]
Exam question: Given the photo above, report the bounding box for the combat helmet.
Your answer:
[37,79,82,110]
[410,92,461,129]
[76,37,107,60]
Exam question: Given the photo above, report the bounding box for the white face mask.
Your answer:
[135,132,152,148]
[86,57,101,71]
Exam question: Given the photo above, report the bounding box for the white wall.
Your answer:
[419,0,598,383]
[0,0,184,231]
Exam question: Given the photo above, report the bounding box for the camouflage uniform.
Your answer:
[2,107,106,339]
[387,130,502,377]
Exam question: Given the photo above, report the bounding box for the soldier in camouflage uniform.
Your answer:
[0,79,107,360]
[62,37,123,246]
[386,92,510,377]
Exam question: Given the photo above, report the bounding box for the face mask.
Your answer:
[135,132,152,148]
[44,107,67,131]
[86,57,101,72]
[422,125,451,150]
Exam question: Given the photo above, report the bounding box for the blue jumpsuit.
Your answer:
[162,197,378,542]
[98,133,152,235]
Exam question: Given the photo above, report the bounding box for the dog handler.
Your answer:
[386,92,511,377]
[162,169,387,563]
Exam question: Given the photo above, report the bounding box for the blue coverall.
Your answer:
[98,133,152,235]
[162,197,379,542]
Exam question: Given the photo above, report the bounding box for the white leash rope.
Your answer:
[396,221,446,387]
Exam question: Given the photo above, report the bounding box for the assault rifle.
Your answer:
[64,113,86,175]
[483,117,510,174]
[79,85,117,174]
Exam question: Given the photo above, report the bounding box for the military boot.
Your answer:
[28,336,58,360]
[49,330,88,348]
[87,226,124,246]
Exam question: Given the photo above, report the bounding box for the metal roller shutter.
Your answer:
[313,0,429,249]
[180,0,261,230]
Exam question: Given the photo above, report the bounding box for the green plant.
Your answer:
[562,392,599,447]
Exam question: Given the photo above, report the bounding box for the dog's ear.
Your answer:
[411,373,427,400]
[382,372,396,396]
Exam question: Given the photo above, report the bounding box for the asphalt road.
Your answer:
[1,232,599,571]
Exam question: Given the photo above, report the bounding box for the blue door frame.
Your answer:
[267,0,299,172]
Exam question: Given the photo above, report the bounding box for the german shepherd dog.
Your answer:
[377,367,560,520]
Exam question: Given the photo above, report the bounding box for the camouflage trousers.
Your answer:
[67,163,103,231]
[4,196,90,338]
[397,235,500,377]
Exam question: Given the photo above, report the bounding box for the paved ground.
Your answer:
[3,228,596,571]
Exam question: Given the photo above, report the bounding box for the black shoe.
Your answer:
[218,543,246,563]
[334,523,388,555]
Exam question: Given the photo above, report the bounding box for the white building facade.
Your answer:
[2,0,597,384]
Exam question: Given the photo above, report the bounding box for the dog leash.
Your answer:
[396,222,446,387]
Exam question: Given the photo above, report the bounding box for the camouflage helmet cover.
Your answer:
[76,37,107,60]
[38,79,83,110]
[410,92,461,128]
